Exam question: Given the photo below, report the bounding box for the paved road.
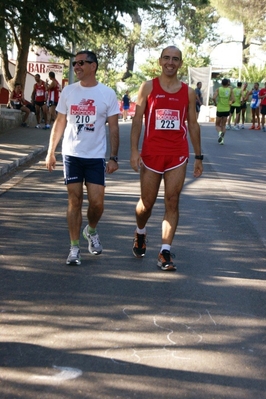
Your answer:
[0,122,265,399]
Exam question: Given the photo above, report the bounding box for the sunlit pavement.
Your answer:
[0,122,265,399]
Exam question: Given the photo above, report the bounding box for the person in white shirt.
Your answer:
[45,50,120,266]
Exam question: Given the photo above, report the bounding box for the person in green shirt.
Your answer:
[226,82,242,130]
[213,78,235,145]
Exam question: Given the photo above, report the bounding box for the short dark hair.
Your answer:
[237,82,242,87]
[76,50,98,72]
[49,71,55,79]
[221,78,229,86]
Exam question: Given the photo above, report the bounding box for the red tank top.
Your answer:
[259,88,266,106]
[34,81,46,102]
[11,90,22,103]
[141,78,189,157]
[48,80,60,103]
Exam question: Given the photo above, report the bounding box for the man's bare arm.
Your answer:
[130,80,152,172]
[106,114,119,174]
[187,88,203,178]
[45,112,67,171]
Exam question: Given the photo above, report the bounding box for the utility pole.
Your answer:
[68,33,76,84]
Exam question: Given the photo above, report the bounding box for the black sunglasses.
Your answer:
[72,60,94,67]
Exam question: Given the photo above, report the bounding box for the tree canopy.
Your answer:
[119,0,217,80]
[1,0,265,96]
[0,0,153,90]
[210,0,266,64]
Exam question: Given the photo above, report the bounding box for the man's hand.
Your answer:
[130,150,142,172]
[106,159,119,174]
[45,153,57,172]
[194,159,203,178]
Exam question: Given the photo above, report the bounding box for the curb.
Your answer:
[0,144,48,177]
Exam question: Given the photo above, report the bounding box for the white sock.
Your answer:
[160,244,171,253]
[136,227,146,235]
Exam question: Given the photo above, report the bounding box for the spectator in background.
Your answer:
[195,82,203,120]
[226,81,242,130]
[213,78,234,145]
[240,82,248,129]
[122,90,130,121]
[31,74,49,130]
[46,71,61,124]
[9,83,31,127]
[246,82,261,130]
[259,82,266,132]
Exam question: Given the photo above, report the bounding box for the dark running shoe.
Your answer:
[218,132,224,144]
[157,250,176,271]
[132,232,147,258]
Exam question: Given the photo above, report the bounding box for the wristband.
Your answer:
[195,155,204,160]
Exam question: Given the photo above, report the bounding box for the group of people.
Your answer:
[45,46,203,271]
[213,79,266,145]
[9,71,61,129]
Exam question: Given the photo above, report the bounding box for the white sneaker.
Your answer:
[83,226,103,255]
[66,246,81,265]
[226,124,231,130]
[241,124,245,129]
[35,124,41,129]
[218,132,224,145]
[232,125,240,130]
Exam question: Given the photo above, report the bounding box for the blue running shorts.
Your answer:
[63,155,106,186]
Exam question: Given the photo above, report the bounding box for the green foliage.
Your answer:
[0,0,153,88]
[119,71,147,98]
[116,58,161,99]
[228,64,266,84]
[139,58,161,79]
[179,45,211,79]
[171,0,219,45]
[118,46,211,97]
[97,69,124,92]
[75,30,127,69]
[210,0,266,63]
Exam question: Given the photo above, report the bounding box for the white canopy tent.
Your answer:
[188,66,216,122]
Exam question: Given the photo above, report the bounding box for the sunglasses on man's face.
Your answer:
[72,60,94,67]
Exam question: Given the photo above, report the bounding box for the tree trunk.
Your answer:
[11,24,31,91]
[122,10,142,81]
[122,42,136,81]
[0,19,31,92]
[0,16,12,86]
[242,34,250,65]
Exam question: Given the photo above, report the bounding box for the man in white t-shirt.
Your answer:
[45,50,120,266]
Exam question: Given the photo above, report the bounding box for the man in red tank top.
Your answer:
[130,45,203,271]
[9,83,31,126]
[31,74,49,129]
[46,71,61,124]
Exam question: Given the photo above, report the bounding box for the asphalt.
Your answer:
[0,124,51,178]
[0,119,266,399]
[0,119,259,179]
[0,120,131,178]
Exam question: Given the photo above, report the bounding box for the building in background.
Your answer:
[0,46,65,105]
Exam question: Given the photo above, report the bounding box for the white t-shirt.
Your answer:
[56,81,119,158]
